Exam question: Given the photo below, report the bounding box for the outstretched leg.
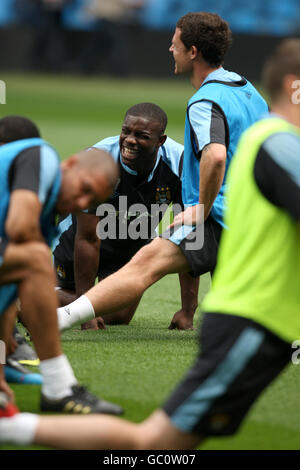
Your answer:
[57,238,189,331]
[87,238,188,316]
[0,408,201,449]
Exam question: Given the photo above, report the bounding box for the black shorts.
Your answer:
[0,236,8,262]
[163,313,291,437]
[54,253,133,290]
[162,215,222,277]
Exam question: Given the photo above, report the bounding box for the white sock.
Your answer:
[40,354,77,399]
[0,413,39,445]
[57,295,95,331]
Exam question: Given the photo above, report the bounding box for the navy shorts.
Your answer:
[162,215,222,277]
[54,252,133,290]
[163,313,291,436]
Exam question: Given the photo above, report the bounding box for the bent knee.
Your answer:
[136,410,200,450]
[25,242,53,273]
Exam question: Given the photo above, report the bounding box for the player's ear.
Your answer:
[62,154,78,169]
[158,134,167,147]
[190,45,198,60]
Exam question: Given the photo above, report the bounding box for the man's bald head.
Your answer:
[57,147,119,214]
[74,147,119,190]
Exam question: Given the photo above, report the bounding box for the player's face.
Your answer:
[119,115,165,173]
[57,165,112,214]
[169,28,193,76]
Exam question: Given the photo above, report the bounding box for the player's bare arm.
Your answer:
[169,272,199,330]
[74,212,105,329]
[168,144,226,229]
[74,212,100,297]
[199,143,227,220]
[5,190,43,243]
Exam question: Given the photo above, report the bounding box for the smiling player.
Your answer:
[54,103,200,330]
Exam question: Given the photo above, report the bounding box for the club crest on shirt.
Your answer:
[56,265,66,279]
[155,186,171,204]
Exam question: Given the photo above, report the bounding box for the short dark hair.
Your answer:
[0,115,40,143]
[263,39,300,102]
[176,12,232,68]
[125,103,168,134]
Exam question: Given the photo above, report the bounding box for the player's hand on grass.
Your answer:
[168,309,195,330]
[81,319,101,330]
[80,317,106,330]
[97,317,106,330]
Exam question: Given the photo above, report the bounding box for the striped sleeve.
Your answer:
[254,132,300,220]
[188,100,226,155]
[9,144,60,204]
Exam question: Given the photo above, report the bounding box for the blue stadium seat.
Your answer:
[62,0,98,31]
[0,0,16,27]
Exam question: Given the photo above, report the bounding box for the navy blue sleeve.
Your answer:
[9,147,40,194]
[188,100,226,155]
[254,132,300,221]
[9,144,60,204]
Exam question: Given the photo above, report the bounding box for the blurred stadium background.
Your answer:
[0,0,299,79]
[0,0,300,451]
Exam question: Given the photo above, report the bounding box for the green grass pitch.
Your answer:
[0,73,299,450]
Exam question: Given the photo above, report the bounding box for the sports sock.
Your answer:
[0,413,39,445]
[57,295,95,331]
[40,354,77,400]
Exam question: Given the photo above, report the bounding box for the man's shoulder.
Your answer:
[160,137,183,178]
[92,135,120,162]
[242,117,300,145]
[188,69,256,103]
[162,136,183,154]
[0,137,53,160]
[262,129,300,164]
